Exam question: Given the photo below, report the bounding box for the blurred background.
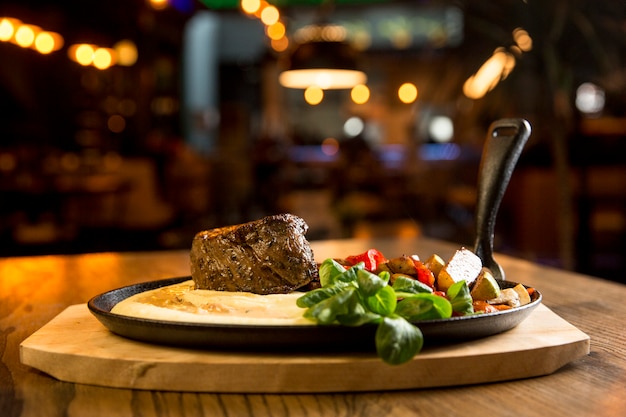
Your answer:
[1,0,625,283]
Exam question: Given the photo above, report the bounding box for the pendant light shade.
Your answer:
[279,34,367,89]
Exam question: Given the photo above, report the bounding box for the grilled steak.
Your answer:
[190,214,318,294]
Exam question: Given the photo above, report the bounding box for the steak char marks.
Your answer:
[190,214,317,294]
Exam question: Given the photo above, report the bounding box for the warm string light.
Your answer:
[0,17,64,54]
[1,16,136,70]
[266,21,285,41]
[0,18,16,41]
[114,40,138,66]
[35,31,64,54]
[14,24,39,47]
[240,0,288,52]
[67,40,137,69]
[270,36,289,53]
[260,5,279,26]
[240,0,261,14]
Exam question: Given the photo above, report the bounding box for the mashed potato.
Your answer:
[111,280,314,326]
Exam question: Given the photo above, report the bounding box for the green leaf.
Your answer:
[296,283,349,308]
[375,316,424,365]
[365,285,397,316]
[318,258,348,287]
[337,311,382,326]
[378,270,391,282]
[336,293,382,326]
[337,262,364,284]
[391,275,434,295]
[356,269,388,297]
[395,294,452,321]
[299,257,437,364]
[447,281,474,315]
[303,287,356,324]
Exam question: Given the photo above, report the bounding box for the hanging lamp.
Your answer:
[279,23,367,90]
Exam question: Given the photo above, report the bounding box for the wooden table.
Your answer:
[1,237,625,416]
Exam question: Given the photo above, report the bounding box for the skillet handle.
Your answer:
[473,118,531,280]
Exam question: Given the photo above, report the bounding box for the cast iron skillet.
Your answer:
[88,277,540,351]
[88,118,539,352]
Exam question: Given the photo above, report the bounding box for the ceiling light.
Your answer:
[279,25,366,90]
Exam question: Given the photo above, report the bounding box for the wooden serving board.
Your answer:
[20,304,589,393]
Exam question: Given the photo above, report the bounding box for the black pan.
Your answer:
[88,276,541,351]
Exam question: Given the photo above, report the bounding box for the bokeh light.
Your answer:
[70,44,95,66]
[513,27,533,52]
[149,0,169,11]
[304,85,324,105]
[398,83,418,104]
[463,50,511,99]
[107,115,127,133]
[270,36,289,52]
[260,5,279,26]
[0,18,19,41]
[114,40,138,66]
[93,47,114,69]
[576,82,605,114]
[321,137,339,156]
[14,24,38,48]
[428,116,454,142]
[351,84,370,104]
[34,31,63,54]
[266,21,285,40]
[343,116,365,137]
[241,0,261,14]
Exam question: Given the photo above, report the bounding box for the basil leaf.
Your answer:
[447,281,474,315]
[366,285,397,316]
[375,316,424,365]
[356,269,388,297]
[395,294,452,321]
[391,275,433,295]
[319,258,348,287]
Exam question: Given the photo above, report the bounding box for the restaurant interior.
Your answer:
[1,0,625,283]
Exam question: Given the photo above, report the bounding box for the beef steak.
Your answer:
[190,214,318,294]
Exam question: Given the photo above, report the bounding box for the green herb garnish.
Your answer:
[297,258,473,365]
